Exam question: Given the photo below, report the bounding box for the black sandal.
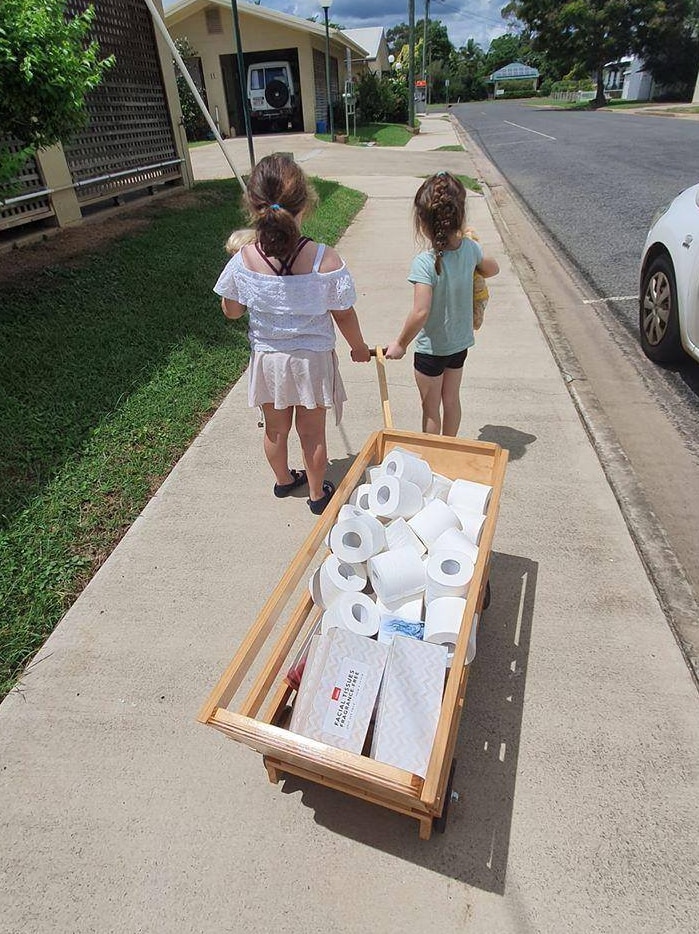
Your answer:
[274,469,308,498]
[307,481,336,515]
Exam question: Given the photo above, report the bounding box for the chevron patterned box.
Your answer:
[290,628,389,754]
[371,636,447,777]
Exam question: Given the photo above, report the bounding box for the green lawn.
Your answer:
[188,139,216,148]
[435,144,464,152]
[0,177,365,696]
[315,122,413,147]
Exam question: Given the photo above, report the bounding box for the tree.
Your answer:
[0,0,113,196]
[485,33,528,74]
[174,37,209,141]
[507,0,674,106]
[635,0,699,98]
[387,19,454,64]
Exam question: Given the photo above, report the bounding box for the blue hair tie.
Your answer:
[270,203,282,211]
[436,171,447,177]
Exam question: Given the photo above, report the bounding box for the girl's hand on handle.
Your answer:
[385,341,406,360]
[350,343,372,363]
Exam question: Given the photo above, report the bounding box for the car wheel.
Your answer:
[640,253,682,363]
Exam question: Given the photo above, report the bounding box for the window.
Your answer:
[250,69,264,91]
[265,67,288,86]
[205,7,223,34]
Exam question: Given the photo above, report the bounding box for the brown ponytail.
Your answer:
[244,154,317,260]
[413,172,467,274]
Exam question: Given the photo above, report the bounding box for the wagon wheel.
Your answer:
[434,759,457,834]
[482,579,492,611]
[265,80,289,109]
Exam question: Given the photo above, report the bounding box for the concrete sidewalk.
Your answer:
[1,115,698,934]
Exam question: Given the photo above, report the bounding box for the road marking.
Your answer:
[583,295,638,304]
[503,120,556,140]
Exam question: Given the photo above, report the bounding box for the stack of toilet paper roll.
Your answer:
[304,447,491,664]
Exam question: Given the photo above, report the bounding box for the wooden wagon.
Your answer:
[198,349,508,839]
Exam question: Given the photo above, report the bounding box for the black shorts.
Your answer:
[414,348,468,377]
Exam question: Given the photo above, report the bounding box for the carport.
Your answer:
[164,0,368,135]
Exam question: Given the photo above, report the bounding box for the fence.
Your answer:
[1,0,188,237]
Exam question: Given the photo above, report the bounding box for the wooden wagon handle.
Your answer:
[372,346,394,429]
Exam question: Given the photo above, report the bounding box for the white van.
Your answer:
[247,61,296,129]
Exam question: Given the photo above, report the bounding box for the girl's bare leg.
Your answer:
[262,404,295,486]
[415,369,444,435]
[441,366,465,437]
[295,406,328,500]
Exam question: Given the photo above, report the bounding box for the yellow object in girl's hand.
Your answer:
[465,228,489,330]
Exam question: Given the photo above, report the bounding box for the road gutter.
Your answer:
[453,117,699,688]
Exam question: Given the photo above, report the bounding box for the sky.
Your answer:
[164,0,509,52]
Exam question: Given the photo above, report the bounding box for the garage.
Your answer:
[164,0,367,136]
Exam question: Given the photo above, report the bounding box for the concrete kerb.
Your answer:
[450,114,699,687]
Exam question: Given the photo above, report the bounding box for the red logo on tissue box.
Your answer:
[331,686,341,701]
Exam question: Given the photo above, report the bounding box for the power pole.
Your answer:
[229,0,255,170]
[421,0,429,84]
[408,0,415,128]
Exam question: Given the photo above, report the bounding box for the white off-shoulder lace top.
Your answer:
[213,243,357,353]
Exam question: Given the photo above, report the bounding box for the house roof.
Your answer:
[489,61,540,82]
[163,0,369,57]
[342,27,385,61]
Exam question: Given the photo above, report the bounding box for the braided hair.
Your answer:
[413,172,467,274]
[244,154,318,260]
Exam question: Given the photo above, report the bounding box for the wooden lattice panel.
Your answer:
[0,139,54,230]
[63,0,182,204]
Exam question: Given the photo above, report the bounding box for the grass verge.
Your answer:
[435,144,464,151]
[0,177,366,696]
[315,122,413,146]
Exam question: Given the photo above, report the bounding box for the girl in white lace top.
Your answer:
[214,154,370,515]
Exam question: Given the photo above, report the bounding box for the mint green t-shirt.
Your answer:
[408,238,483,355]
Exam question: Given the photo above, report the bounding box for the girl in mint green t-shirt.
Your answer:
[386,172,499,436]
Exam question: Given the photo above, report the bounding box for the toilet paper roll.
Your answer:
[325,503,363,547]
[349,483,374,514]
[424,473,453,503]
[310,554,367,609]
[443,613,479,668]
[375,595,423,620]
[447,478,492,515]
[369,476,423,519]
[408,499,460,548]
[385,517,426,556]
[424,596,467,650]
[450,506,487,545]
[367,545,426,606]
[365,465,383,484]
[430,527,479,564]
[321,592,380,637]
[330,514,386,563]
[337,504,365,523]
[381,449,433,492]
[425,551,474,603]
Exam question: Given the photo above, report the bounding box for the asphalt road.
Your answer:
[453,100,699,411]
[452,101,699,311]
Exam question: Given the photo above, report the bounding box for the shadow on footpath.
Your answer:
[477,424,537,462]
[279,551,538,893]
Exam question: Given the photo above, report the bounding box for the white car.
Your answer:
[247,61,296,130]
[639,183,699,363]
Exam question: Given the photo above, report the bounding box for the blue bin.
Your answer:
[316,120,328,134]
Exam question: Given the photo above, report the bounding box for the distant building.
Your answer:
[488,62,539,97]
[342,27,390,75]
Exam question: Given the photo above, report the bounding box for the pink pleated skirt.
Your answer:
[248,349,347,424]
